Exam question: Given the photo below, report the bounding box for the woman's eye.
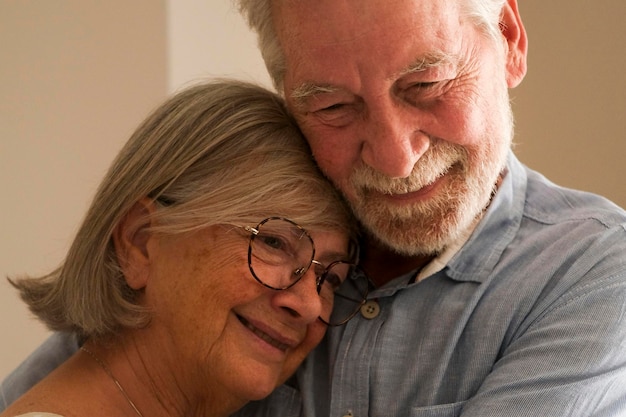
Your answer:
[323,272,343,290]
[258,234,286,250]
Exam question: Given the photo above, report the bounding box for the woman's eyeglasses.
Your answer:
[243,217,369,326]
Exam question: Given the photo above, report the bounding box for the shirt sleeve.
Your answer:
[0,332,80,410]
[460,270,626,417]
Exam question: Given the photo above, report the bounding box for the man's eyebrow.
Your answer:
[290,83,340,107]
[289,52,457,106]
[394,51,458,78]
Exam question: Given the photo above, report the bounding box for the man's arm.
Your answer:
[460,271,626,416]
[0,331,80,410]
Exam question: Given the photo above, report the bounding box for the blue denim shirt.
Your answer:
[3,153,626,416]
[0,332,80,410]
[237,153,626,417]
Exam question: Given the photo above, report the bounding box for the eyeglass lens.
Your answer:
[249,217,315,289]
[248,218,368,326]
[317,262,369,326]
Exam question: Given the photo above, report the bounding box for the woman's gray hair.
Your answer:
[235,0,508,93]
[10,79,355,338]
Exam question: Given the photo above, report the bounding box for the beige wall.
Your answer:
[166,0,271,90]
[0,1,168,378]
[514,2,626,207]
[1,1,624,382]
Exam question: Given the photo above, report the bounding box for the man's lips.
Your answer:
[237,315,293,351]
[366,175,443,202]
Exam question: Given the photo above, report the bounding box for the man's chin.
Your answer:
[359,215,453,257]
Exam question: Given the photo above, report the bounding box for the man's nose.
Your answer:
[360,99,430,178]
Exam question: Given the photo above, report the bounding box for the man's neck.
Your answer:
[360,241,434,287]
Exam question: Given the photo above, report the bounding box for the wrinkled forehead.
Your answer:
[272,0,466,92]
[273,0,462,46]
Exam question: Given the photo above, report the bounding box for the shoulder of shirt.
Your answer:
[524,167,626,228]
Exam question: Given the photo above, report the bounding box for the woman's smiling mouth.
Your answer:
[238,315,291,351]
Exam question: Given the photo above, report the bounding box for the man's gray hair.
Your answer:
[236,0,507,93]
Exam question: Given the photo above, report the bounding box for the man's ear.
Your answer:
[113,197,156,290]
[499,0,528,88]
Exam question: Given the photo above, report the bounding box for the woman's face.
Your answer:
[141,221,350,402]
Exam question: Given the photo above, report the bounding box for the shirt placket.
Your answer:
[329,295,387,417]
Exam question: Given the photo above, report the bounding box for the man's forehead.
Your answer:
[274,0,467,93]
[287,51,457,102]
[274,0,464,57]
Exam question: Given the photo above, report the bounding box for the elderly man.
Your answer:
[3,1,626,416]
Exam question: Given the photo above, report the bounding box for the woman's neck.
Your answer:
[80,334,247,417]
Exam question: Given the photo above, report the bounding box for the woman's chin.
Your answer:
[245,382,279,401]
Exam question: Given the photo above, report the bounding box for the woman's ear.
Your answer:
[113,197,156,290]
[499,0,528,88]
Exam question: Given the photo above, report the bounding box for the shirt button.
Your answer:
[360,300,380,319]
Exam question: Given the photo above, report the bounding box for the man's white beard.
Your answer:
[348,130,511,257]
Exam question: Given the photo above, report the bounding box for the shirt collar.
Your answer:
[415,214,482,282]
[419,151,527,283]
[370,152,527,296]
[444,152,527,283]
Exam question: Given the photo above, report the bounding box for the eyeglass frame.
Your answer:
[242,216,367,326]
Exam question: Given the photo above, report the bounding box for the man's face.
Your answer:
[274,0,526,255]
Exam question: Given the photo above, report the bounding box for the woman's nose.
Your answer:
[271,268,324,323]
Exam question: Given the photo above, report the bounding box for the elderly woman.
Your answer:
[1,79,368,417]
